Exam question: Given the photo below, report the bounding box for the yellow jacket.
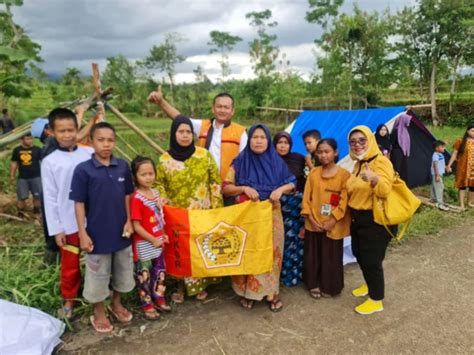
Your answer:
[301,166,351,240]
[346,125,395,210]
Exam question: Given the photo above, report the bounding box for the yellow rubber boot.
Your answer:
[355,298,384,315]
[351,284,368,297]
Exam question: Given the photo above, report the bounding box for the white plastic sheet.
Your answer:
[0,299,65,355]
[343,236,357,265]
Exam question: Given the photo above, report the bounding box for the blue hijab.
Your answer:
[233,124,295,200]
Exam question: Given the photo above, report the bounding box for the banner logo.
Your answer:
[195,222,247,269]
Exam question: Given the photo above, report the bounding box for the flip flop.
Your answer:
[58,306,73,319]
[239,298,254,310]
[268,298,283,312]
[107,306,133,323]
[155,298,172,312]
[143,309,160,321]
[90,315,114,333]
[309,288,321,299]
[171,292,184,304]
[195,291,208,301]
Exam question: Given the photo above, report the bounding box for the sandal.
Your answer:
[90,315,114,333]
[155,298,171,312]
[239,297,254,310]
[309,288,321,299]
[58,306,73,319]
[195,291,208,301]
[107,305,133,323]
[171,292,184,304]
[268,298,283,312]
[143,308,160,321]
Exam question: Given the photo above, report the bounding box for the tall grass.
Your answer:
[0,245,61,315]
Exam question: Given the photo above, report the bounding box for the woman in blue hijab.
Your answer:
[223,124,296,312]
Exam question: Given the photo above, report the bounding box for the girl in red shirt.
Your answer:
[130,156,170,320]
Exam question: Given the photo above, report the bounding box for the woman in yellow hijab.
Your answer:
[346,125,395,315]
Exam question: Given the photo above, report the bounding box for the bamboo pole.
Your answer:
[0,149,12,159]
[115,131,140,156]
[0,212,29,223]
[0,125,31,147]
[406,104,433,110]
[256,106,303,113]
[115,145,132,162]
[4,120,32,135]
[106,103,166,155]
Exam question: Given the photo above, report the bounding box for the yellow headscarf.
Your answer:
[348,125,380,162]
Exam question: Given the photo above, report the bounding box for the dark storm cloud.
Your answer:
[12,0,415,80]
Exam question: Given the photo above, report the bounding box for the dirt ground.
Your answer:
[62,220,474,354]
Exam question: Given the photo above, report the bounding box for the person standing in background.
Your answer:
[1,108,15,134]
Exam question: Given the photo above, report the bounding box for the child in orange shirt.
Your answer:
[301,138,351,299]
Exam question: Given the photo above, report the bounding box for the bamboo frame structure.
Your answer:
[1,63,164,159]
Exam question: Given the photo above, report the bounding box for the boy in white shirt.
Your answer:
[41,108,94,318]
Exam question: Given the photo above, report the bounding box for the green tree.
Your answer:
[246,9,279,77]
[395,0,473,125]
[28,63,48,87]
[316,6,393,109]
[445,5,474,115]
[141,32,186,100]
[208,30,242,80]
[0,0,41,101]
[306,0,344,33]
[102,55,137,110]
[61,67,81,86]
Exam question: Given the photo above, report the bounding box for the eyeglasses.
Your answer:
[349,138,368,146]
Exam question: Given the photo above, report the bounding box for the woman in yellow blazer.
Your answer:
[346,125,395,315]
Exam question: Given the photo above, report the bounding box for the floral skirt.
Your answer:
[231,202,284,301]
[280,192,305,287]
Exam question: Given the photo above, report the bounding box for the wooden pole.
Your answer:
[0,212,29,223]
[0,125,31,147]
[406,104,433,110]
[115,131,140,156]
[256,106,303,113]
[106,103,166,155]
[115,145,132,162]
[92,63,102,100]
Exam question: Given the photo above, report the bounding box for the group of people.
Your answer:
[6,89,474,333]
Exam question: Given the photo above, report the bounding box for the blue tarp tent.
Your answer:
[287,106,406,159]
[286,106,441,188]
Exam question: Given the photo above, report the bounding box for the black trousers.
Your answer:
[350,209,392,301]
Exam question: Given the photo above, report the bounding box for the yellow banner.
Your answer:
[187,200,273,278]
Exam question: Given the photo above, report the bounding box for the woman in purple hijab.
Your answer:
[223,124,296,312]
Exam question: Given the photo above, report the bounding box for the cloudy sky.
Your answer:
[13,0,415,83]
